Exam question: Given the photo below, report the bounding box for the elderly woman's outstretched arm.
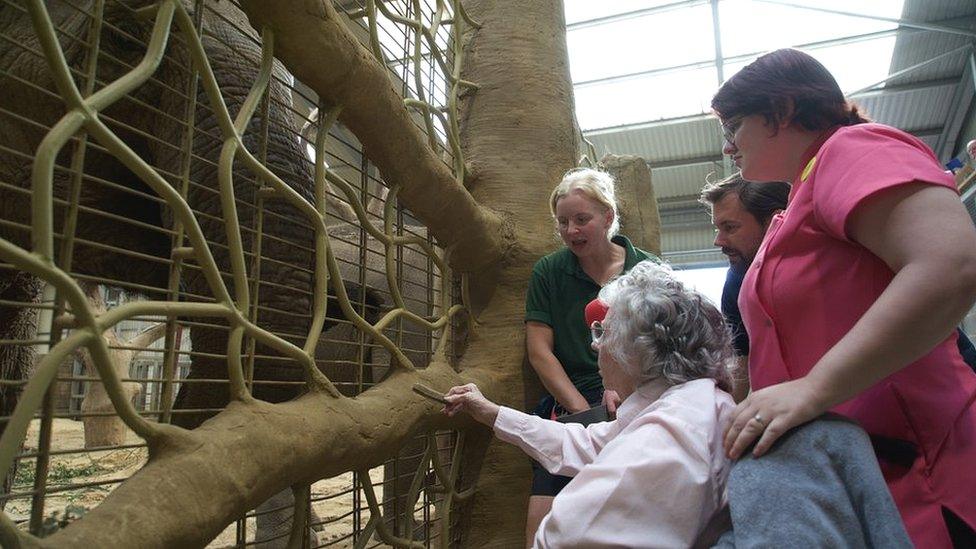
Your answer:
[444,383,616,475]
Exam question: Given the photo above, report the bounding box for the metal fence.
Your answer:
[0,0,470,545]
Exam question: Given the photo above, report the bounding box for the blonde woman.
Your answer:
[522,168,659,543]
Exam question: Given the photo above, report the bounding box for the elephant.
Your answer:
[327,224,451,538]
[0,0,443,538]
[0,0,382,428]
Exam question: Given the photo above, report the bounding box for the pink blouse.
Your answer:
[740,123,976,547]
[494,379,734,548]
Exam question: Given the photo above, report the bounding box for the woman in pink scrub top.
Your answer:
[713,48,976,547]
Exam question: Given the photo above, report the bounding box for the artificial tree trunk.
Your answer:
[75,284,166,449]
[603,153,662,256]
[451,0,578,545]
[4,1,583,546]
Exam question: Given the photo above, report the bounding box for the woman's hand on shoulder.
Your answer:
[443,383,501,426]
[722,377,827,459]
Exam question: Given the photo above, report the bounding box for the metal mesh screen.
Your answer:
[0,0,473,545]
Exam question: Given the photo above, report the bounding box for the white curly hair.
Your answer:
[597,260,733,391]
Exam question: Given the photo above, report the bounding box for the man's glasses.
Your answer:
[590,320,605,344]
[721,115,744,145]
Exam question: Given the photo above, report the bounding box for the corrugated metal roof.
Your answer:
[577,0,975,264]
[887,31,972,87]
[855,81,958,131]
[902,0,976,24]
[651,163,724,199]
[587,116,723,163]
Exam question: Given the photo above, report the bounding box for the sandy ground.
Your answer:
[7,419,443,547]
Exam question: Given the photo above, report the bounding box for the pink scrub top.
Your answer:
[740,123,976,547]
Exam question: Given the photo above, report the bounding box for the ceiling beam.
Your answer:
[710,0,725,85]
[754,0,976,39]
[910,125,948,138]
[849,76,959,99]
[849,43,974,96]
[650,154,724,169]
[710,0,734,179]
[566,0,707,31]
[584,112,716,137]
[574,28,900,89]
[583,77,961,137]
[658,194,710,208]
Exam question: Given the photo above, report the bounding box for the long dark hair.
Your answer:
[712,48,869,131]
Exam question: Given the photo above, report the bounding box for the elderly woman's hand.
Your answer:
[443,383,500,426]
[723,377,826,458]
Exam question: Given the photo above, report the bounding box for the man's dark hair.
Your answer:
[699,174,790,226]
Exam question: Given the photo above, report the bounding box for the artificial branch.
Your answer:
[75,284,167,448]
[32,355,507,548]
[238,0,511,274]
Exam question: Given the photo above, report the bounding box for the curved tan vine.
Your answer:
[0,0,479,546]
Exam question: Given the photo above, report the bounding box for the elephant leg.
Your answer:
[0,270,44,510]
[381,432,431,541]
[170,322,306,430]
[254,488,322,548]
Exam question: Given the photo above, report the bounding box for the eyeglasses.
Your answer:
[590,320,606,344]
[721,115,744,145]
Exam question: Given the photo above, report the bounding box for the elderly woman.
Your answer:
[714,48,976,547]
[446,261,735,547]
[523,167,657,540]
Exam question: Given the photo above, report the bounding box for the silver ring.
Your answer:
[753,413,767,427]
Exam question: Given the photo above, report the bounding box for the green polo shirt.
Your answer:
[525,235,659,394]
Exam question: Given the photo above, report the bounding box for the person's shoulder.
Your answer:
[614,234,662,264]
[723,266,745,291]
[625,381,726,458]
[531,246,572,274]
[654,379,732,426]
[825,123,934,157]
[634,247,662,263]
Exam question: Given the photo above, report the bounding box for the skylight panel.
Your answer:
[722,35,899,96]
[569,0,906,130]
[564,0,683,26]
[719,0,904,58]
[575,67,718,130]
[567,4,715,84]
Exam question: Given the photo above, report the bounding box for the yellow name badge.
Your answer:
[801,156,817,182]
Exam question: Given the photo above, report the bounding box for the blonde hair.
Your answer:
[549,168,620,238]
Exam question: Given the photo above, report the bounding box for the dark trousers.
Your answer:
[529,388,603,496]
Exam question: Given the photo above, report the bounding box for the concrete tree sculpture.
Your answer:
[74,283,166,448]
[0,0,658,546]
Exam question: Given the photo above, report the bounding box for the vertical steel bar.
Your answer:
[243,73,272,391]
[357,152,369,395]
[28,0,105,533]
[710,0,724,85]
[285,484,310,549]
[236,512,246,547]
[353,470,362,545]
[160,0,204,425]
